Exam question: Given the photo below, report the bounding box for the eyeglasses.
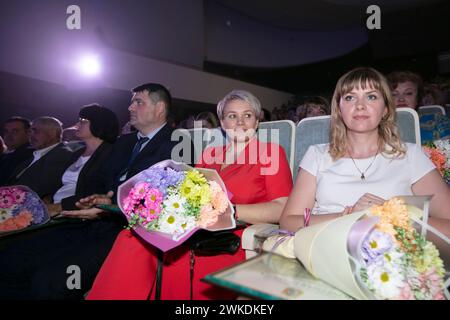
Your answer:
[78,118,90,123]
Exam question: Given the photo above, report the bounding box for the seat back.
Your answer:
[293,115,331,180]
[396,107,421,145]
[258,120,296,174]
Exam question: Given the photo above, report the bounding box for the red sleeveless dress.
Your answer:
[87,141,292,299]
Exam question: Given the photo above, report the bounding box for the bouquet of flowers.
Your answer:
[423,138,450,185]
[0,185,50,233]
[117,160,235,252]
[263,196,449,300]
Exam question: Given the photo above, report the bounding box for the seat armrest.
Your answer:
[242,223,279,259]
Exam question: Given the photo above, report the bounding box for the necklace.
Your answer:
[349,153,378,180]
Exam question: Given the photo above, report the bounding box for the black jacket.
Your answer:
[7,143,77,198]
[0,143,34,185]
[60,142,115,210]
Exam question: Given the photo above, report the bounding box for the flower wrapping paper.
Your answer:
[263,196,449,300]
[117,159,236,252]
[0,185,50,233]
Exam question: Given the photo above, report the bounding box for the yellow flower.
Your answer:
[180,180,195,198]
[180,170,210,207]
[185,170,207,185]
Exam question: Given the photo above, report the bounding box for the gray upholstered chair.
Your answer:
[258,120,296,176]
[293,115,331,180]
[396,107,421,145]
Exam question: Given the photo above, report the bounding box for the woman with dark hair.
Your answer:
[0,104,122,300]
[296,96,330,123]
[387,70,423,110]
[47,104,120,213]
[387,71,450,143]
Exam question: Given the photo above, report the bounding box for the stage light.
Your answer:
[77,54,101,77]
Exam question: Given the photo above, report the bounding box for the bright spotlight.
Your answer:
[77,54,101,77]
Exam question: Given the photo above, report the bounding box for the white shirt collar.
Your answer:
[33,143,59,158]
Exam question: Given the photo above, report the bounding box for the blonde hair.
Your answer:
[329,67,406,160]
[217,90,262,120]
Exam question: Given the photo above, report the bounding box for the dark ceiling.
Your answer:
[205,0,450,94]
[213,0,445,31]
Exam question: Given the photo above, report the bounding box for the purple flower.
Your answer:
[361,230,394,265]
[143,167,185,196]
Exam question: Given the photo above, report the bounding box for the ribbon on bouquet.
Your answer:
[265,208,312,255]
[267,229,295,254]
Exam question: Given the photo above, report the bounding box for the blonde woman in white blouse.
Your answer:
[280,67,450,239]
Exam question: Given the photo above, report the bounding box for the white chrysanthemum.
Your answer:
[366,261,405,299]
[163,193,186,215]
[158,211,184,235]
[157,211,196,237]
[381,248,404,266]
[179,215,196,233]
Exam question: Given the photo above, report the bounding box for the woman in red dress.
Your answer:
[87,90,293,299]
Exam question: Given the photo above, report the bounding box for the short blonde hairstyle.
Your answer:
[329,67,406,160]
[217,90,262,120]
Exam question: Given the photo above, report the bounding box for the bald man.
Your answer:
[6,117,79,198]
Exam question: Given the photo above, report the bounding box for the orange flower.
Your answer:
[0,210,33,231]
[370,197,412,240]
[15,210,33,228]
[209,181,228,214]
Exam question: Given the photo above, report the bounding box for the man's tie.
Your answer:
[119,136,149,181]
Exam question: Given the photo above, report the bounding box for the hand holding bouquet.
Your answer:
[263,197,449,300]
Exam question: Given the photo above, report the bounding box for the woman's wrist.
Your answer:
[342,206,353,216]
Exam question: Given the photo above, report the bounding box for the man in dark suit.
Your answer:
[0,83,192,300]
[68,82,193,214]
[0,117,34,185]
[5,116,76,198]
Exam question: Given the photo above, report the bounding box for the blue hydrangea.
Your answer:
[10,188,49,224]
[143,167,185,197]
